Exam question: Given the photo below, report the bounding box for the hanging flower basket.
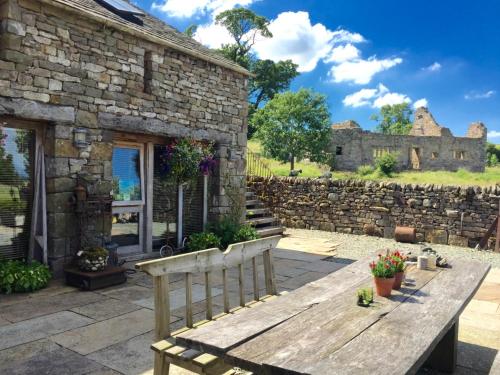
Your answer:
[158,139,217,183]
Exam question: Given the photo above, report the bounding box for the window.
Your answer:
[112,144,144,205]
[335,146,343,156]
[373,148,390,158]
[0,126,35,260]
[454,151,466,160]
[431,152,439,159]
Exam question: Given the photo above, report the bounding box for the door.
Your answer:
[0,124,36,260]
[410,147,421,170]
[111,142,145,254]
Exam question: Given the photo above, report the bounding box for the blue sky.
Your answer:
[138,0,499,142]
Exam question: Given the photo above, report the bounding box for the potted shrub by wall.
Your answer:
[369,254,397,297]
[77,246,109,272]
[391,250,407,290]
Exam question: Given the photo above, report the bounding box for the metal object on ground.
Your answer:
[394,226,417,243]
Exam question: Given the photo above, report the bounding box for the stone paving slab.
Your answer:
[0,290,106,323]
[70,298,142,321]
[0,316,10,327]
[88,331,154,375]
[0,280,76,309]
[278,270,328,290]
[1,346,109,375]
[296,259,348,274]
[0,311,94,351]
[51,308,154,355]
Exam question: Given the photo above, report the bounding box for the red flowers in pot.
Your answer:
[369,251,407,297]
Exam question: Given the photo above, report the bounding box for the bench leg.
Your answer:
[154,352,170,375]
[425,321,458,373]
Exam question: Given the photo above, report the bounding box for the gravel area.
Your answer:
[283,228,500,268]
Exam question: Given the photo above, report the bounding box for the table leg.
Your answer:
[425,321,458,373]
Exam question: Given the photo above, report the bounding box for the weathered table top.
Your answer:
[176,255,490,375]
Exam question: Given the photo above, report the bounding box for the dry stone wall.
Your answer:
[248,176,500,249]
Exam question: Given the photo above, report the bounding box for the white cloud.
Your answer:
[330,56,403,85]
[193,22,234,48]
[343,83,412,108]
[252,11,352,73]
[152,0,255,18]
[464,90,496,100]
[488,131,500,139]
[422,62,441,72]
[325,44,360,63]
[413,98,428,109]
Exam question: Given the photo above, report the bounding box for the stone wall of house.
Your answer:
[331,108,487,172]
[0,0,248,273]
[248,176,500,249]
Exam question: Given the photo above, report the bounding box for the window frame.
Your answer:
[112,142,145,207]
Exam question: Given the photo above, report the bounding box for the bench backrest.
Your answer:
[136,235,281,341]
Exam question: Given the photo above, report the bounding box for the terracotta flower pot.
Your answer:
[393,272,405,290]
[374,277,395,297]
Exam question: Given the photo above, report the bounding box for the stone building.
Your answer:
[330,107,487,172]
[0,0,249,274]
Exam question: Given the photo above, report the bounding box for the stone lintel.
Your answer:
[0,96,75,123]
[98,112,232,143]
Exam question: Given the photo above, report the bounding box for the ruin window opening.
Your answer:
[431,152,439,159]
[373,148,390,158]
[454,151,466,160]
[336,146,343,156]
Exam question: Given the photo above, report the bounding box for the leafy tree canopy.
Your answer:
[215,8,272,68]
[184,24,198,38]
[371,103,413,135]
[252,89,332,170]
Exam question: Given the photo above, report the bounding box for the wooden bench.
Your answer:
[135,235,282,375]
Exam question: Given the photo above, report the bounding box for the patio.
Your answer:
[0,230,499,375]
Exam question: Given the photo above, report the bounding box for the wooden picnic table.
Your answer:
[176,256,490,374]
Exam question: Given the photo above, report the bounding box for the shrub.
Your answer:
[210,217,241,249]
[186,232,221,252]
[375,152,398,176]
[79,246,108,261]
[357,165,375,176]
[488,154,498,167]
[0,260,51,294]
[233,224,259,243]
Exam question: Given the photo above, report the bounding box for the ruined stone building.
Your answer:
[330,107,487,172]
[0,0,249,274]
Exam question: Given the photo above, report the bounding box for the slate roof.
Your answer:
[51,0,250,75]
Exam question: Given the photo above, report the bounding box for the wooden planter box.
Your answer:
[64,266,126,290]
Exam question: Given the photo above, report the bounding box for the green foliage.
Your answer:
[215,8,272,69]
[0,260,51,294]
[184,24,198,37]
[233,224,259,243]
[80,247,108,261]
[371,103,413,135]
[186,232,221,252]
[357,165,375,176]
[369,255,397,278]
[374,152,398,176]
[210,217,241,250]
[252,89,332,170]
[356,287,374,307]
[487,143,500,166]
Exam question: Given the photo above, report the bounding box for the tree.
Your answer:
[371,103,413,135]
[215,8,272,69]
[486,142,500,166]
[252,89,332,170]
[184,24,198,38]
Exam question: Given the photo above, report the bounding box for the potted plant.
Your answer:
[369,254,397,297]
[77,246,109,272]
[391,250,407,290]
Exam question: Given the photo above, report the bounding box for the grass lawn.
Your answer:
[248,140,500,186]
[247,140,329,178]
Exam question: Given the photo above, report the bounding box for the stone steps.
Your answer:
[245,188,284,238]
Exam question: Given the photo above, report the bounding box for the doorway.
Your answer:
[410,147,421,170]
[111,142,145,254]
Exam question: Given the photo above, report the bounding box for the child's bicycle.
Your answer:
[158,211,188,257]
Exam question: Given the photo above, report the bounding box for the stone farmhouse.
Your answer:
[0,0,249,274]
[330,107,487,172]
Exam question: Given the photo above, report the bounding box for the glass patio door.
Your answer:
[111,143,145,254]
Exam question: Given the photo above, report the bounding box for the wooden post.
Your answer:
[238,264,245,307]
[203,175,208,230]
[222,268,229,313]
[145,142,154,253]
[263,249,276,295]
[496,202,500,252]
[205,271,213,320]
[153,275,170,375]
[186,272,193,328]
[177,183,183,248]
[252,257,259,301]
